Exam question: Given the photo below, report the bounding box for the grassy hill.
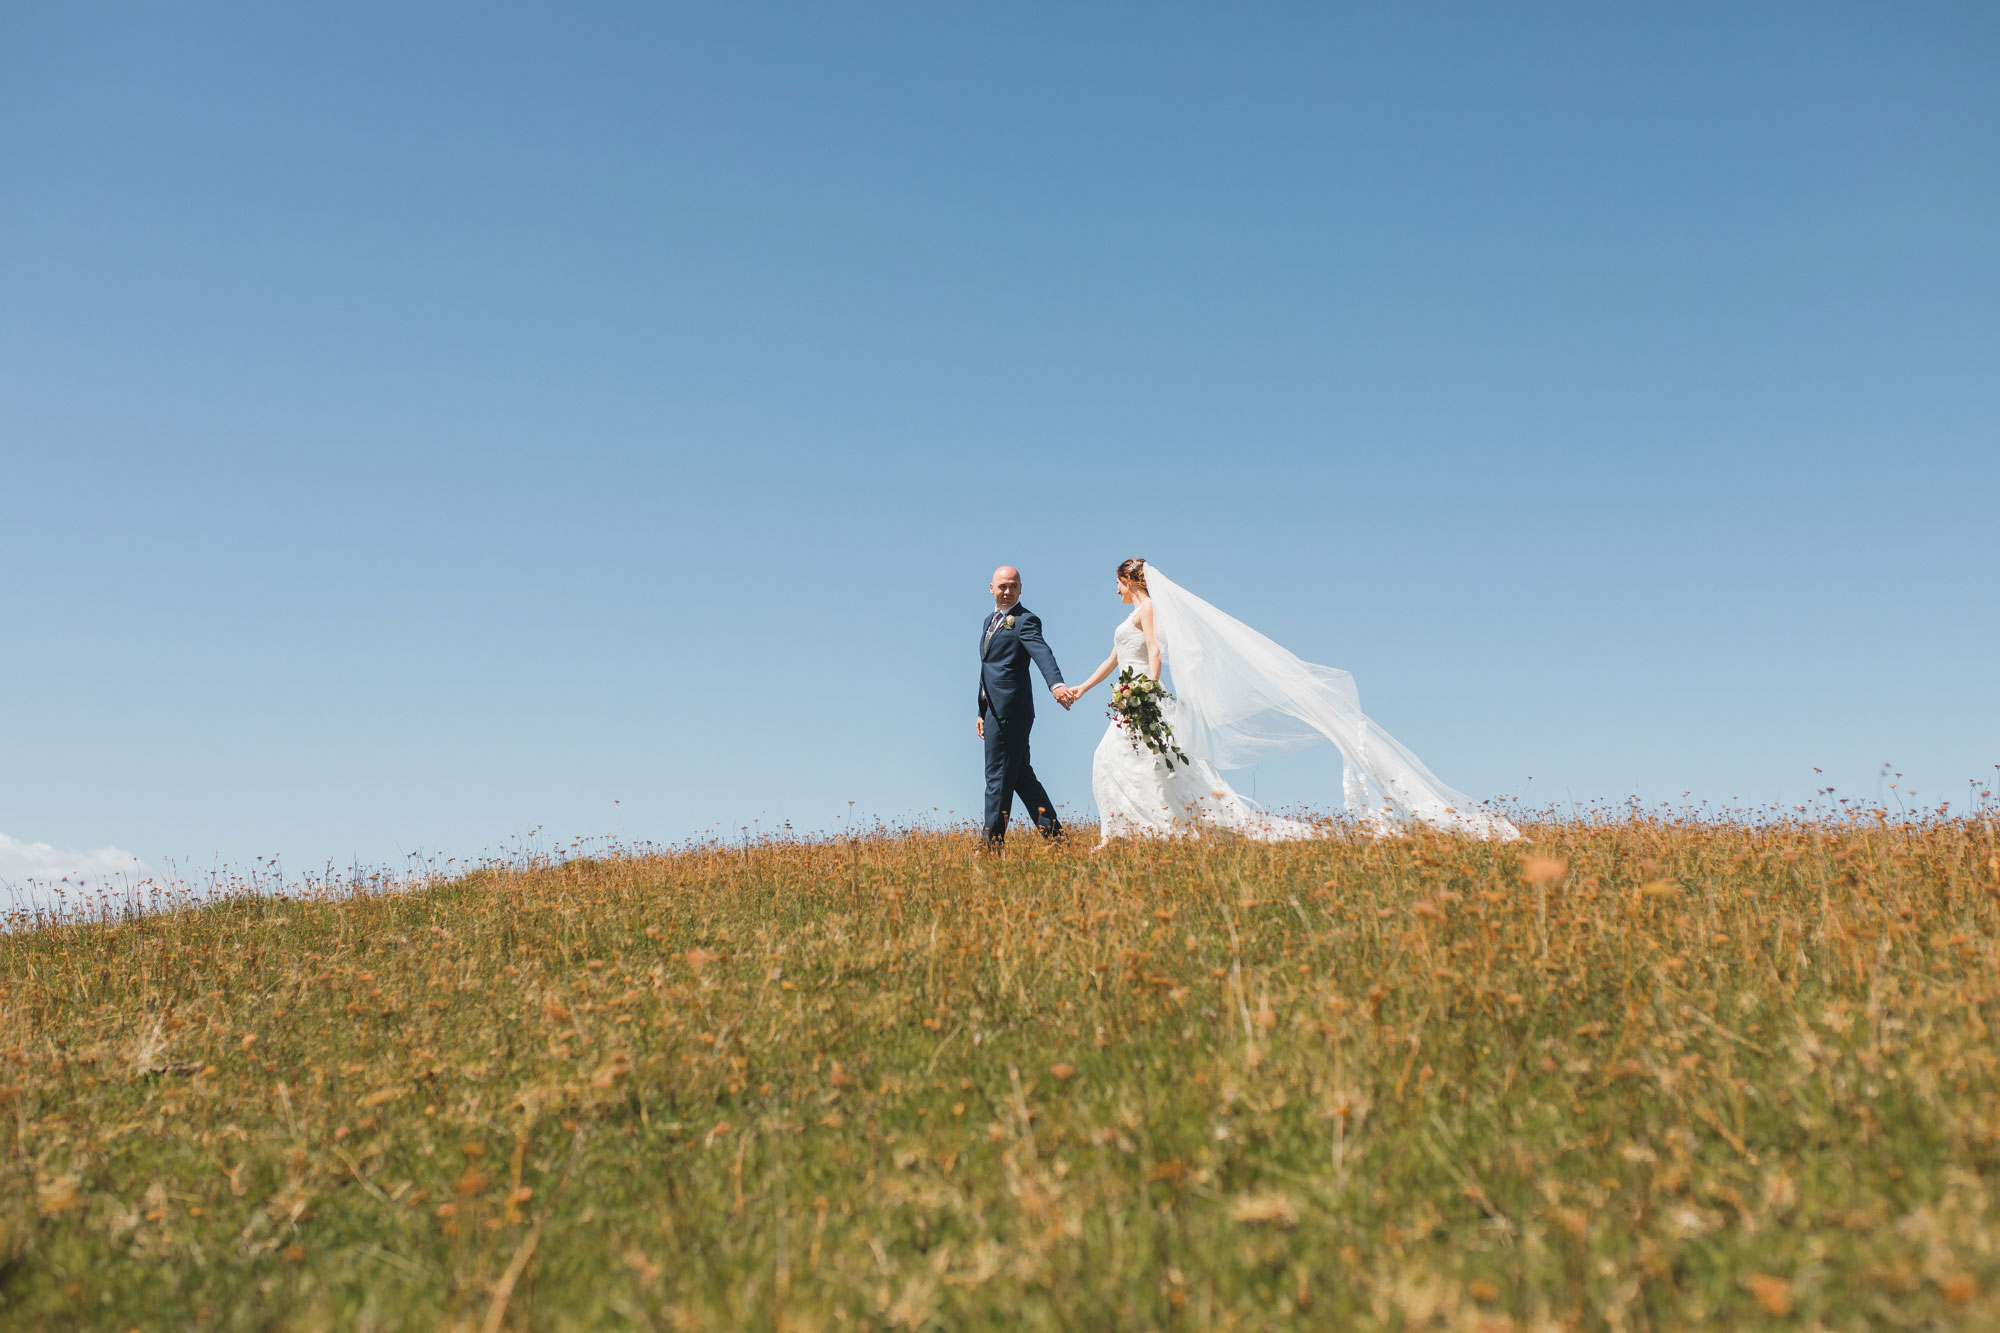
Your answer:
[3,819,1997,1330]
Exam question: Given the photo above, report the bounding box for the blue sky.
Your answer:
[4,3,1996,892]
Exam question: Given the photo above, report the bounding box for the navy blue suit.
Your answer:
[978,603,1065,844]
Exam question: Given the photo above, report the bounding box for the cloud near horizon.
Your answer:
[0,832,152,890]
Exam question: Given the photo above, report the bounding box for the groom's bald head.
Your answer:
[990,566,1022,608]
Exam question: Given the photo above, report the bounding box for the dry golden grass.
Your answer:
[4,815,1999,1330]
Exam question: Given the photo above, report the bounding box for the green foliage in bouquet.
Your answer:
[1108,666,1191,771]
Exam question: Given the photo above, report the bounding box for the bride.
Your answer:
[1056,558,1521,847]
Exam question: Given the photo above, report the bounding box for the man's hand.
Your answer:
[1053,685,1075,709]
[975,716,985,740]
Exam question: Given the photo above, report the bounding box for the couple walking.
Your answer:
[977,559,1522,849]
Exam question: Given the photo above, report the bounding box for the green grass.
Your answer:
[3,819,1998,1330]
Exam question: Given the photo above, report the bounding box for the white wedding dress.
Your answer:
[1091,567,1522,844]
[1091,610,1321,843]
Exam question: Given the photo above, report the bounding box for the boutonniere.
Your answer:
[1003,615,1015,630]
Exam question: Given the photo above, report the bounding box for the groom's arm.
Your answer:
[1017,612,1065,693]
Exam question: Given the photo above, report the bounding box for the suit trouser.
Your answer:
[982,709,1062,843]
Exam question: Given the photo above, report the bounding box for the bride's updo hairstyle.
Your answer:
[1117,557,1148,591]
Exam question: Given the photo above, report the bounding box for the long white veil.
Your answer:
[1146,566,1521,840]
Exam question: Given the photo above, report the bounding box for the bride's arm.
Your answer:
[1066,650,1120,699]
[1139,602,1162,680]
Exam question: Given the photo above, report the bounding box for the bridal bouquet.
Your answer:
[1108,667,1191,772]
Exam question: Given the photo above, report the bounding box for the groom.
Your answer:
[977,565,1069,845]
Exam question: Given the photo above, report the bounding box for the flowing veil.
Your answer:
[1146,566,1522,840]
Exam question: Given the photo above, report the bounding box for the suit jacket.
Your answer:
[978,603,1064,723]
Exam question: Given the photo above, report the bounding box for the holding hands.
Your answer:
[980,687,1078,735]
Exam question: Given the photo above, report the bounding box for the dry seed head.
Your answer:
[1230,1193,1299,1227]
[1746,1275,1792,1316]
[1522,857,1567,886]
